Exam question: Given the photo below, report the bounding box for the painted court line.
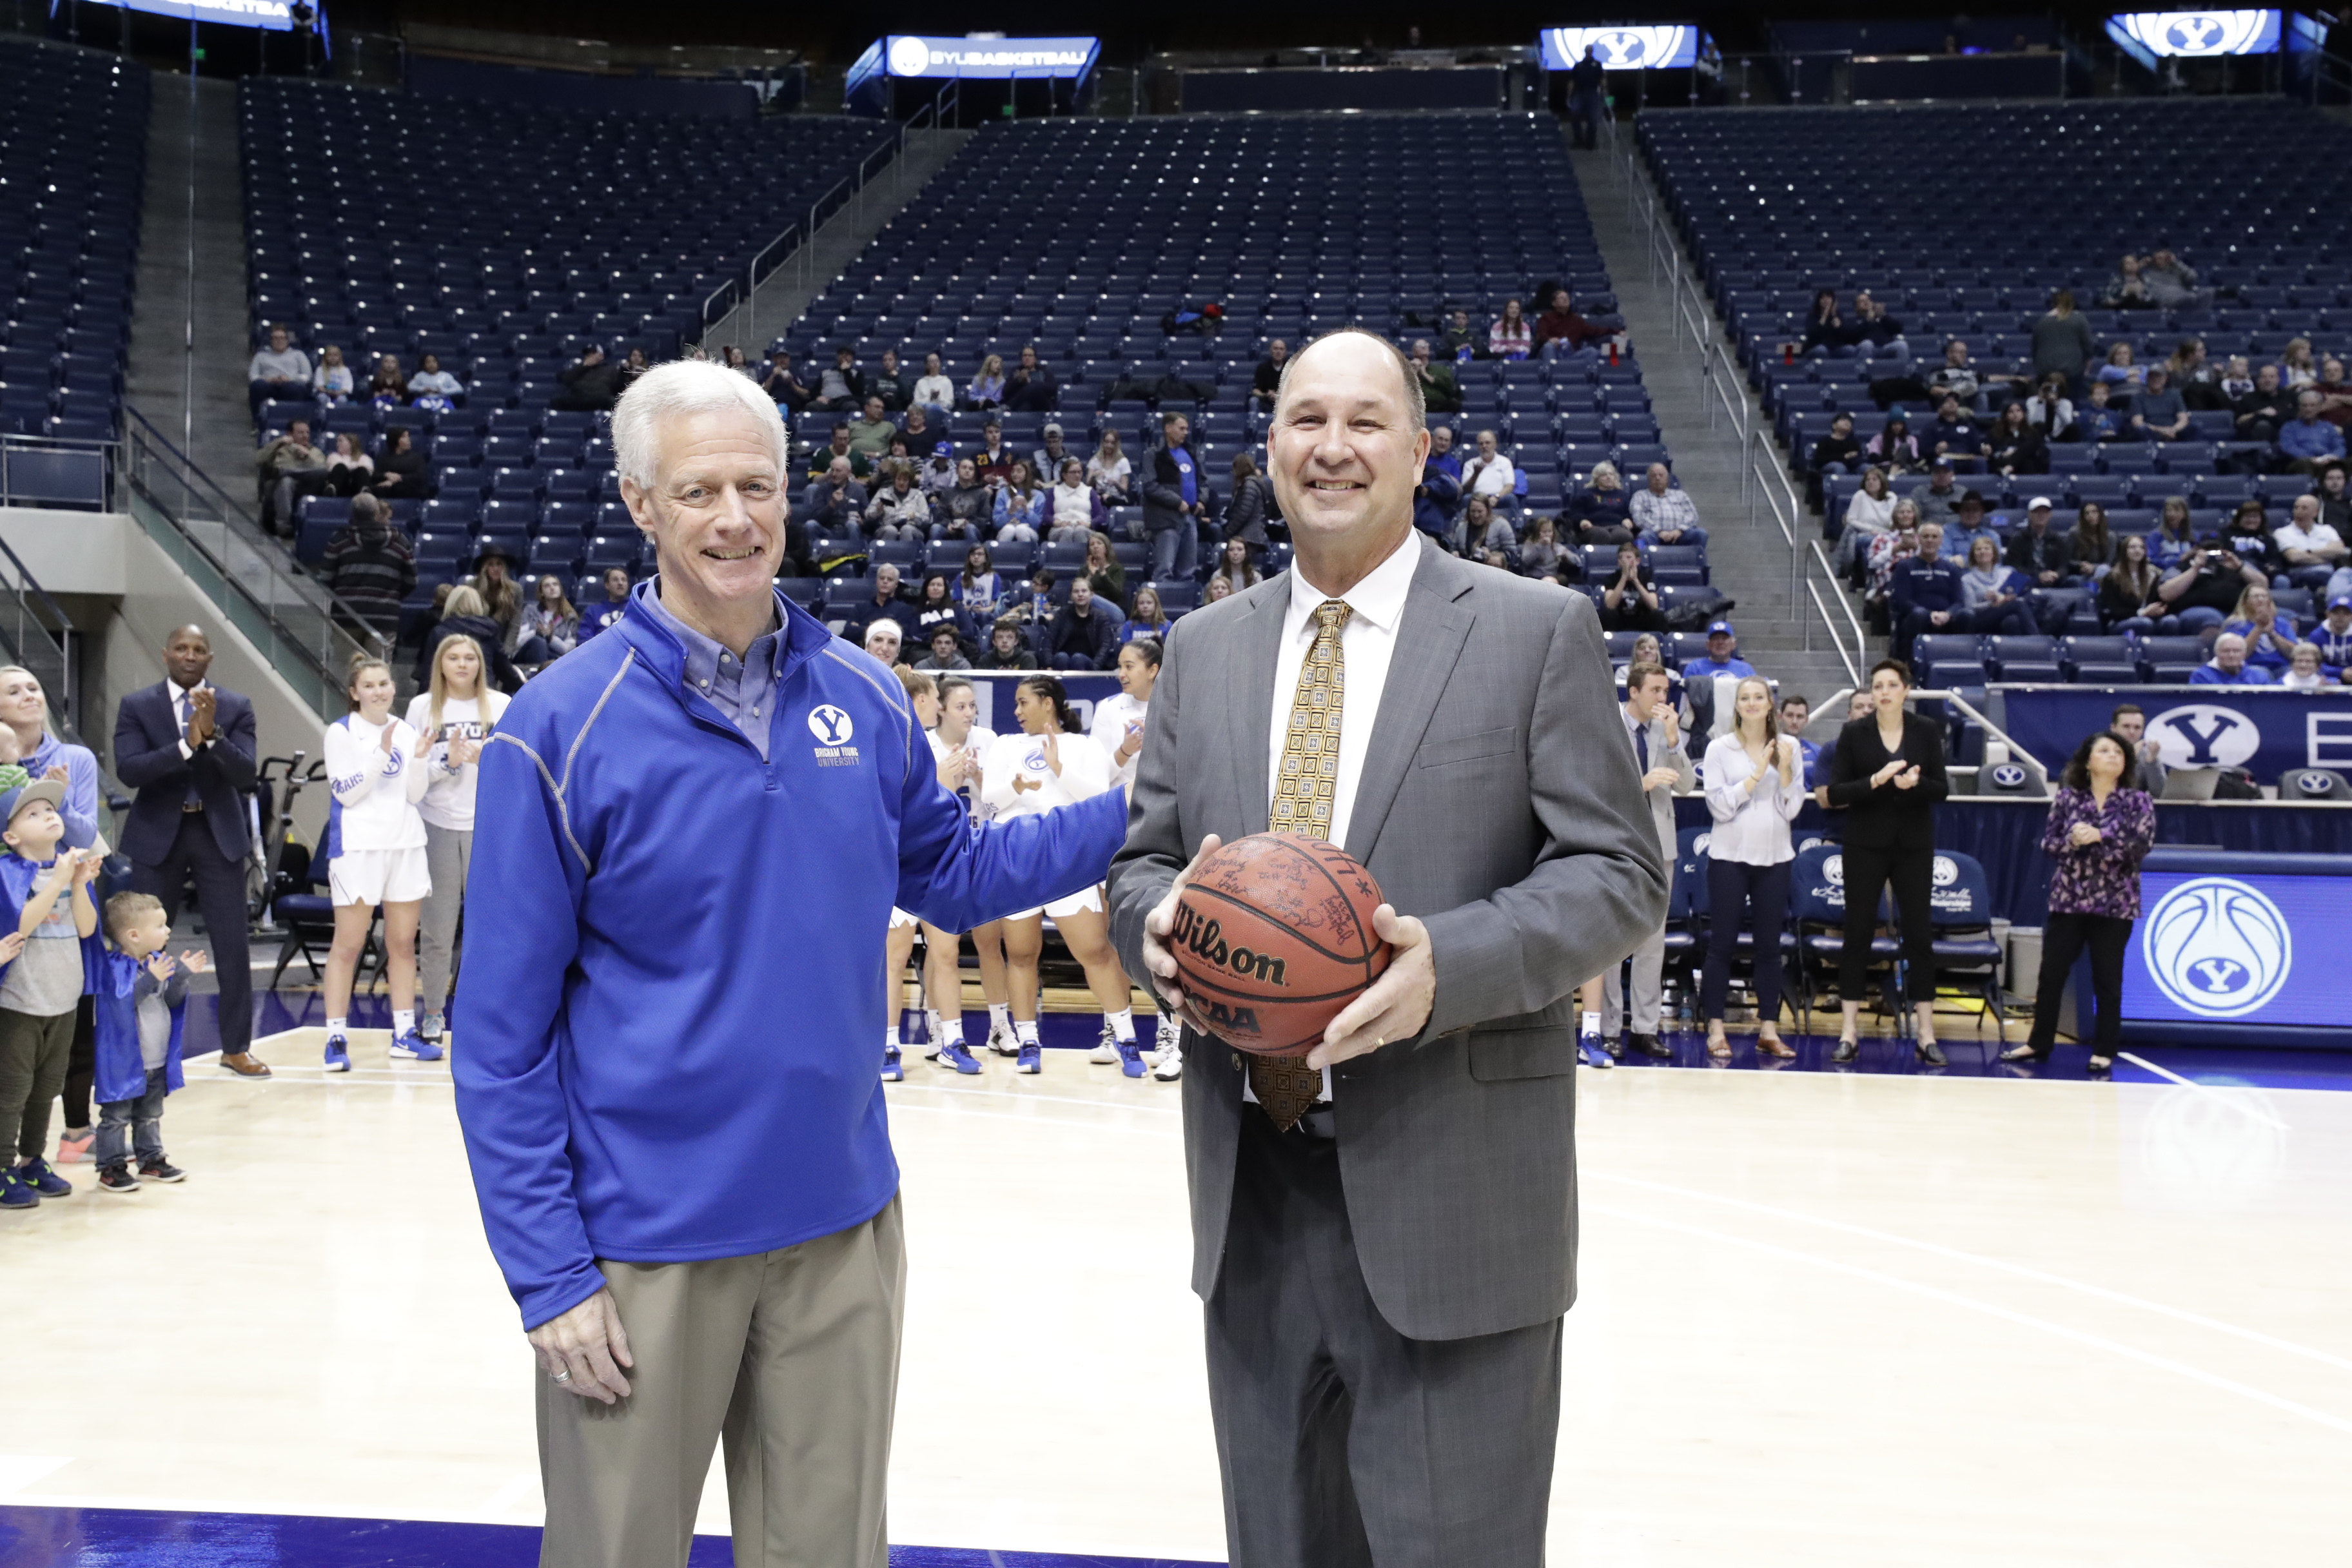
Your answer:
[1589,1171,2352,1377]
[1589,1203,2352,1440]
[2118,1052,2293,1128]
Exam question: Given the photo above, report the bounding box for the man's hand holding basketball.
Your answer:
[1307,906,1432,1071]
[1141,833,1222,1015]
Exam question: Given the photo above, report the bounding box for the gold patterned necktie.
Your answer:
[1251,599,1351,1130]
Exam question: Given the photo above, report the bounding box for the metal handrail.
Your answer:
[0,531,77,739]
[1805,577,1863,689]
[1807,540,1868,687]
[741,221,803,351]
[1746,429,1807,648]
[0,432,120,511]
[119,406,378,721]
[1698,337,1748,447]
[1917,688,2053,795]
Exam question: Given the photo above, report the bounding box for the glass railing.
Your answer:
[119,405,380,722]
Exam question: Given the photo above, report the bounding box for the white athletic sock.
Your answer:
[1108,1008,1135,1042]
[988,1003,1012,1036]
[885,1026,900,1052]
[1578,1012,1601,1037]
[924,1008,945,1045]
[1014,1019,1041,1046]
[935,1010,964,1046]
[393,1009,415,1036]
[326,1015,348,1037]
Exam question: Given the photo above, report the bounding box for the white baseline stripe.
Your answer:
[2117,1052,2293,1128]
[1589,1203,2352,1439]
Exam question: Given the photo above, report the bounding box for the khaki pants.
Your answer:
[536,1197,906,1568]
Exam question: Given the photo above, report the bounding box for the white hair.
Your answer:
[611,359,787,491]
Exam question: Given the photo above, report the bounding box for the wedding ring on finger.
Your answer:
[553,1369,572,1384]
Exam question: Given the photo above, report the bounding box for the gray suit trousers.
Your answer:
[1206,1114,1562,1568]
[1602,921,1669,1035]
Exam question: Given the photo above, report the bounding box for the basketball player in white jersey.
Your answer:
[1089,640,1179,1079]
[922,674,1017,1065]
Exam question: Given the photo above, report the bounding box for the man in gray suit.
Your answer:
[1598,661,1692,1062]
[1106,330,1668,1567]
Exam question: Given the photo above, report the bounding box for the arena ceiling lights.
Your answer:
[1538,25,1703,71]
[2105,10,2282,57]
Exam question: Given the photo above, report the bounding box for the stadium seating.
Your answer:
[0,41,148,442]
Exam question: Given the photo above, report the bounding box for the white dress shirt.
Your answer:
[170,679,211,762]
[1700,734,1805,865]
[1248,529,1418,1107]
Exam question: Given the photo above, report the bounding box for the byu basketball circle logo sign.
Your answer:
[807,705,854,745]
[2141,877,2293,1019]
[888,37,932,75]
[1932,855,1959,888]
[1823,852,1845,886]
[2146,704,2259,769]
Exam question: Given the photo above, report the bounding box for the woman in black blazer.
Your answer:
[1826,658,1950,1066]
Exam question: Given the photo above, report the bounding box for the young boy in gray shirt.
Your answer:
[90,892,210,1193]
[0,778,100,1209]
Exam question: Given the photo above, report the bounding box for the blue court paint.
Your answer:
[0,1506,1222,1567]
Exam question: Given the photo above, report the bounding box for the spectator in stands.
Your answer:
[1461,428,1515,504]
[323,432,372,498]
[812,346,865,413]
[248,324,310,420]
[1959,534,2039,636]
[966,353,1006,409]
[847,397,898,461]
[1984,401,2050,475]
[1440,307,1478,360]
[801,457,866,537]
[864,467,932,542]
[2075,380,2126,446]
[1044,458,1101,544]
[760,348,808,411]
[2153,534,2264,633]
[720,346,755,380]
[912,353,954,423]
[2234,363,2294,444]
[1407,338,1458,413]
[313,344,353,404]
[580,567,631,641]
[2141,248,2205,309]
[319,493,416,643]
[1250,339,1290,411]
[1865,507,1921,609]
[2315,597,2352,668]
[2102,533,2168,634]
[2318,463,2352,535]
[464,545,524,652]
[1086,431,1132,503]
[2275,493,2347,591]
[2282,642,2332,690]
[255,418,326,534]
[945,545,1003,623]
[2093,342,2143,398]
[1488,297,1534,360]
[939,458,990,540]
[2099,254,2155,311]
[553,346,621,412]
[1684,621,1754,679]
[1827,658,1950,1066]
[2108,703,2170,794]
[914,624,972,674]
[1569,458,1632,545]
[2191,632,2270,685]
[1926,340,1986,408]
[1453,495,1514,558]
[912,573,976,652]
[2008,496,2075,588]
[994,460,1048,544]
[2167,338,2227,411]
[868,349,908,413]
[2220,500,2282,582]
[1850,291,1908,366]
[2219,354,2257,405]
[1601,540,1665,632]
[1945,491,1999,565]
[2312,358,2352,429]
[916,437,956,503]
[1210,536,1262,597]
[415,585,520,693]
[2128,367,2190,442]
[803,423,859,484]
[1117,585,1171,648]
[371,427,434,502]
[618,348,651,395]
[974,421,1015,486]
[1567,43,1607,149]
[2030,291,2097,397]
[1045,578,1119,671]
[409,353,463,406]
[1907,459,1963,530]
[1866,413,1920,475]
[1807,411,1865,510]
[2001,729,2157,1076]
[1520,516,1568,582]
[2281,390,2347,473]
[1890,522,1965,660]
[1005,346,1058,413]
[2283,337,2320,389]
[2149,496,2199,570]
[1700,676,1805,1061]
[1219,454,1271,556]
[1631,462,1706,547]
[1083,531,1126,611]
[1923,396,1984,470]
[1834,465,1896,571]
[366,354,407,407]
[2224,585,2302,674]
[1780,694,1825,787]
[1535,288,1609,355]
[1142,411,1204,583]
[1779,290,1845,360]
[839,563,917,649]
[2024,374,2075,441]
[515,576,578,667]
[979,618,1037,670]
[2070,501,2117,580]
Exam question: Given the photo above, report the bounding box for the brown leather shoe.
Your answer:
[218,1052,273,1078]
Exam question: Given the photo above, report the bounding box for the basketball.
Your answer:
[1168,833,1393,1057]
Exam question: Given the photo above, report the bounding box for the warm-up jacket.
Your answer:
[88,939,187,1106]
[453,583,1128,1328]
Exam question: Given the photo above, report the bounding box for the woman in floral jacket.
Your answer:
[2003,730,2157,1075]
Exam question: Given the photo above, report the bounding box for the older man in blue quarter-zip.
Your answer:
[455,360,1127,1568]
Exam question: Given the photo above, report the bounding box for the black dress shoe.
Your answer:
[1916,1038,1948,1068]
[1831,1037,1859,1063]
[1997,1044,2048,1064]
[1626,1033,1671,1059]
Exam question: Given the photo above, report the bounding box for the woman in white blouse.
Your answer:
[1086,430,1132,503]
[1700,677,1807,1060]
[1834,465,1897,574]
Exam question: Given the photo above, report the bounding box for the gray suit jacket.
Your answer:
[1625,709,1693,864]
[1108,534,1669,1342]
